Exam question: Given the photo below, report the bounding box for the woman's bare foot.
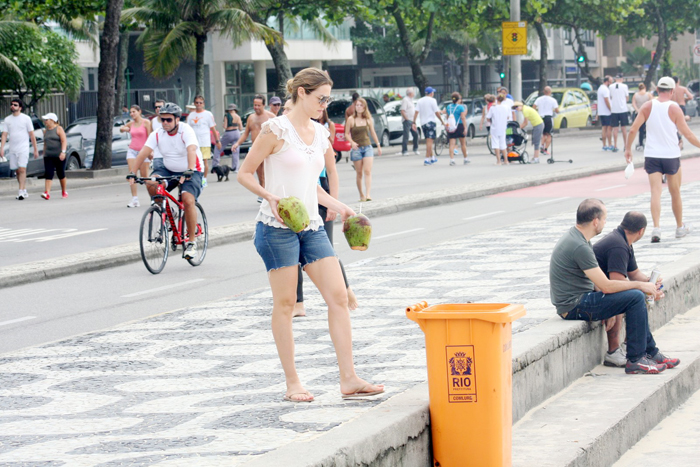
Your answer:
[285,382,314,402]
[293,302,306,317]
[340,377,384,398]
[347,286,358,311]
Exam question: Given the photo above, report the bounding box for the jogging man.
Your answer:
[533,86,559,155]
[232,94,275,192]
[414,87,444,165]
[626,76,700,242]
[129,103,204,260]
[550,199,676,374]
[186,95,220,187]
[609,74,630,152]
[1,99,39,200]
[597,76,613,150]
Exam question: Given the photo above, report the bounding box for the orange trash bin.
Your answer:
[406,302,526,467]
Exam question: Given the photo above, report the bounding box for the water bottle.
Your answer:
[647,267,661,306]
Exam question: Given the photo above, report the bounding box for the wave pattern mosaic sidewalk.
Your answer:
[1,183,700,465]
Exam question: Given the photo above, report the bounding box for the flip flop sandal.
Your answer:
[341,388,385,400]
[283,392,314,403]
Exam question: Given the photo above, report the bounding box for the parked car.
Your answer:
[64,117,131,169]
[326,97,391,148]
[524,87,593,129]
[438,98,490,139]
[0,114,86,178]
[383,100,447,145]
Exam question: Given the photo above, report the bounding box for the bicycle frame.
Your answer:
[152,183,187,247]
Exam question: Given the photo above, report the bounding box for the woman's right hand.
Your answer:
[267,194,284,224]
[350,141,358,150]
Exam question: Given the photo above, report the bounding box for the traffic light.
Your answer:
[577,55,585,64]
[499,71,506,79]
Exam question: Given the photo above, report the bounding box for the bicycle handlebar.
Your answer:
[128,174,190,184]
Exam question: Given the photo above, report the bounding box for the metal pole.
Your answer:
[510,0,522,100]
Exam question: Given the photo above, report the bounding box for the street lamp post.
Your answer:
[510,0,522,101]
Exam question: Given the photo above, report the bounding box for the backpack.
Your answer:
[446,104,460,133]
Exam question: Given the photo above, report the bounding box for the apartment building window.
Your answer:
[564,29,595,47]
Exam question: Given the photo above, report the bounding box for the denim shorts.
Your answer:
[254,222,336,272]
[350,145,374,161]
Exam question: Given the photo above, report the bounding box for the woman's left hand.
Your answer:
[377,146,382,156]
[340,206,356,224]
[59,153,66,161]
[326,210,337,222]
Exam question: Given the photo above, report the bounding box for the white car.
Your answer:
[384,100,445,145]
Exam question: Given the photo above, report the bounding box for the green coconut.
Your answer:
[277,196,310,232]
[343,214,372,250]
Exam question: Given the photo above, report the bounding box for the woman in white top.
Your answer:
[238,68,384,403]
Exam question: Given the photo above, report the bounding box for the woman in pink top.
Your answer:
[237,68,384,403]
[121,105,152,207]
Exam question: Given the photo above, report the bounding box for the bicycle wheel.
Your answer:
[487,131,495,155]
[435,131,447,156]
[139,205,169,274]
[183,202,208,266]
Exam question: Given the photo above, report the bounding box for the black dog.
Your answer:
[211,165,231,182]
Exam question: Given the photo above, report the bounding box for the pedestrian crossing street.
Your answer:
[0,227,107,243]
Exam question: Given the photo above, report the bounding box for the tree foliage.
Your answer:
[0,25,82,107]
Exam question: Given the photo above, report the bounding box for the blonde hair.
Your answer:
[285,68,334,103]
[353,97,371,120]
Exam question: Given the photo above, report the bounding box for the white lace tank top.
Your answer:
[255,115,330,230]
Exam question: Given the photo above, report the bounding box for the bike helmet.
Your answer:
[159,102,182,118]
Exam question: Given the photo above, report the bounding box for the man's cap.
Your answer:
[615,73,624,79]
[657,76,676,90]
[227,103,238,111]
[511,101,523,109]
[269,96,282,105]
[41,113,59,122]
[425,86,436,94]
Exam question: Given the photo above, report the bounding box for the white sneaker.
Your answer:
[184,242,197,259]
[431,157,438,163]
[449,159,456,166]
[604,347,627,368]
[414,150,420,155]
[676,224,693,238]
[16,190,25,200]
[651,227,661,243]
[127,198,140,208]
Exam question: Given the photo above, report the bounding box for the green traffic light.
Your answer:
[577,55,585,63]
[499,72,506,79]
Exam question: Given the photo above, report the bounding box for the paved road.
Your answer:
[4,124,699,268]
[1,172,699,464]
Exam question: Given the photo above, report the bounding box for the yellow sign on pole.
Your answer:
[502,21,527,56]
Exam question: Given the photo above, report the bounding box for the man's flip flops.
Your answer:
[341,388,385,400]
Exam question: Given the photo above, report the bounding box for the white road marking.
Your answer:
[535,197,571,205]
[0,228,107,242]
[121,279,206,298]
[464,211,505,221]
[0,316,36,327]
[595,184,626,192]
[373,228,425,240]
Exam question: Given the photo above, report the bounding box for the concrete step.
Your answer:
[512,305,700,467]
[613,386,700,466]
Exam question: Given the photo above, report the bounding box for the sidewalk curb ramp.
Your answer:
[239,250,700,466]
[3,152,699,290]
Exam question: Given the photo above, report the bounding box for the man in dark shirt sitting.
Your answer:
[549,199,679,374]
[593,211,671,368]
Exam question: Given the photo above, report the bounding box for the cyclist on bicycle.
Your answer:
[129,103,204,259]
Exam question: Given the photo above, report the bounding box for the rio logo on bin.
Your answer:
[446,346,477,403]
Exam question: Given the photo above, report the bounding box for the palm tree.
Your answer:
[0,17,34,81]
[621,46,652,79]
[122,0,277,97]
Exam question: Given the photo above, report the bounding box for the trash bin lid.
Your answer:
[406,302,526,324]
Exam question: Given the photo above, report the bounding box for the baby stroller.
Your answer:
[505,121,530,164]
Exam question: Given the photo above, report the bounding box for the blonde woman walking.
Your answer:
[345,97,382,201]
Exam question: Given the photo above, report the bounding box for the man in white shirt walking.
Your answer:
[0,99,39,200]
[609,74,630,152]
[625,76,700,243]
[597,76,613,151]
[400,89,418,155]
[414,87,444,165]
[533,86,560,155]
[186,95,220,187]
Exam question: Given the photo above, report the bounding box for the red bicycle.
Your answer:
[132,175,208,274]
